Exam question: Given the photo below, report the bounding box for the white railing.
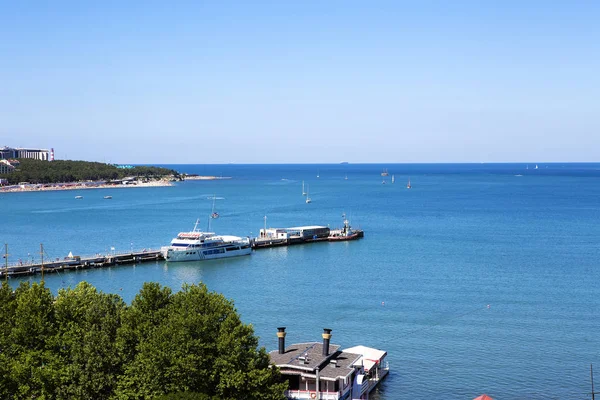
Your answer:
[0,248,164,271]
[284,390,341,400]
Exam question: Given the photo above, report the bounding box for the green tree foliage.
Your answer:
[4,281,57,399]
[0,281,18,398]
[0,282,287,400]
[0,159,178,185]
[155,393,211,400]
[51,282,126,399]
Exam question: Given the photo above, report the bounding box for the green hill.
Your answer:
[0,159,178,185]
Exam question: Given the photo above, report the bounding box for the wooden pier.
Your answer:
[1,248,164,278]
[2,222,365,278]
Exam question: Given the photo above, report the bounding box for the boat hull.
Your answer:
[165,246,251,262]
[328,233,361,241]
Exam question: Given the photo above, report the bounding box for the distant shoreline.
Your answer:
[0,180,174,193]
[182,175,232,180]
[0,175,235,193]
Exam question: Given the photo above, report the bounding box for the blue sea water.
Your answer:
[2,163,600,399]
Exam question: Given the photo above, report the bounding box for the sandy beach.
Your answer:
[0,180,174,193]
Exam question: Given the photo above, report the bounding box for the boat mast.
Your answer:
[592,363,597,400]
[208,196,215,231]
[40,243,44,282]
[4,243,8,282]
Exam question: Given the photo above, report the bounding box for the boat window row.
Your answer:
[204,248,226,255]
[172,242,223,248]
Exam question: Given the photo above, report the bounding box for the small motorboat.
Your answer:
[104,195,112,199]
[75,195,83,199]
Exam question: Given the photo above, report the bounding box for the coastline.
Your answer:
[0,180,174,193]
[0,175,233,193]
[182,175,232,180]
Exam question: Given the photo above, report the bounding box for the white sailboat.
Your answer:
[406,177,411,189]
[391,175,395,184]
[317,170,320,178]
[302,180,307,196]
[210,195,219,219]
[345,174,348,180]
[305,184,311,203]
[535,164,539,169]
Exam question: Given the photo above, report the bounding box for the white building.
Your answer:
[0,146,51,161]
[0,159,16,174]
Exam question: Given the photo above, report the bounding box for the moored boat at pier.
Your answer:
[162,219,251,262]
[328,215,363,241]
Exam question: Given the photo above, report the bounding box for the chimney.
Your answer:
[322,328,332,356]
[277,327,286,354]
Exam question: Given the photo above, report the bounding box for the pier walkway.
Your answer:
[2,224,364,278]
[1,249,163,278]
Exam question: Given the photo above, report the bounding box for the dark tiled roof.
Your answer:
[269,342,362,381]
[318,351,362,380]
[269,342,340,371]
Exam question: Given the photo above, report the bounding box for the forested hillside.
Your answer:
[0,159,178,184]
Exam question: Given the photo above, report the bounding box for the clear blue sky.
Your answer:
[1,1,598,163]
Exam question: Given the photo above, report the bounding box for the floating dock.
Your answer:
[269,328,388,400]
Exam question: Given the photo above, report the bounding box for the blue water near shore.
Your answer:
[3,163,600,399]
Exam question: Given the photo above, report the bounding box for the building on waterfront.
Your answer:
[259,228,290,240]
[269,328,389,400]
[252,224,332,248]
[258,226,330,241]
[285,226,330,240]
[0,146,51,161]
[0,159,17,174]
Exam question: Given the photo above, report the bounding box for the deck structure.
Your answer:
[269,328,388,400]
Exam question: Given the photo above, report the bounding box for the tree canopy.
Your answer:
[0,281,286,400]
[0,159,178,185]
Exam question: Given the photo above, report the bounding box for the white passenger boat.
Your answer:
[161,219,252,262]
